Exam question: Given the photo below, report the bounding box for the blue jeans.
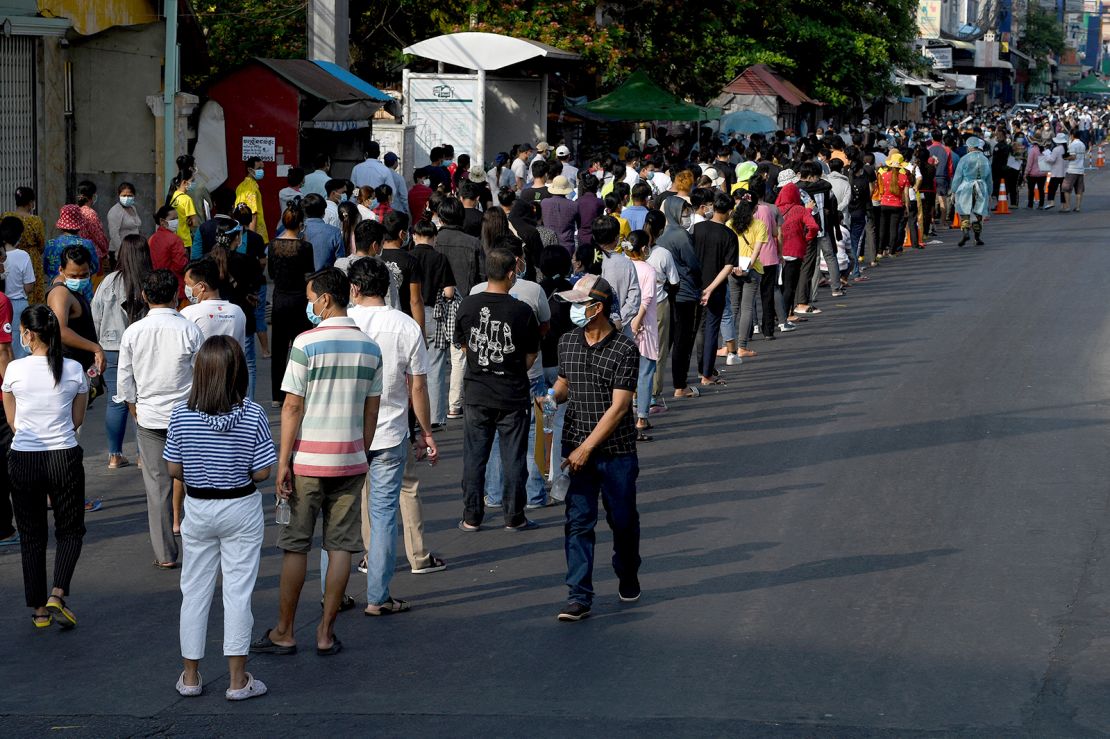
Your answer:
[636,357,656,419]
[318,439,407,604]
[564,453,641,607]
[9,297,27,359]
[103,349,130,455]
[848,211,866,278]
[719,289,736,342]
[424,312,448,426]
[543,366,564,477]
[484,376,547,506]
[244,331,256,401]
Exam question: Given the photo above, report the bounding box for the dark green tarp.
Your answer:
[572,72,722,122]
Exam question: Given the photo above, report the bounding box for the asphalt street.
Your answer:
[3,174,1110,737]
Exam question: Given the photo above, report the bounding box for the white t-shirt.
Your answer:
[647,244,679,305]
[3,356,87,451]
[347,304,428,450]
[3,247,34,301]
[1067,140,1087,175]
[511,158,528,189]
[181,300,247,352]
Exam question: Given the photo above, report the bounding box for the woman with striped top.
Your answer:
[163,335,276,701]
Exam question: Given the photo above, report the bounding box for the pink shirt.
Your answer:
[754,203,780,267]
[632,259,659,361]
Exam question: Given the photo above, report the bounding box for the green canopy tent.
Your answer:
[569,71,722,122]
[1068,75,1110,94]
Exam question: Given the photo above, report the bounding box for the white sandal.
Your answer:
[175,671,202,697]
[225,672,268,701]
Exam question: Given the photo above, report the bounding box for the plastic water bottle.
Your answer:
[551,472,571,502]
[542,389,558,434]
[275,497,291,525]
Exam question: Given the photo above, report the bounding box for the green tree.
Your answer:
[187,0,306,89]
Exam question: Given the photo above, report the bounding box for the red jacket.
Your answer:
[775,184,819,260]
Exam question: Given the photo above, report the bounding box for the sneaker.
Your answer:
[618,580,641,603]
[430,423,446,432]
[504,519,540,532]
[830,291,845,298]
[1043,202,1054,210]
[752,324,760,334]
[525,499,554,510]
[411,555,448,574]
[778,323,797,333]
[446,407,464,419]
[357,557,368,574]
[725,353,742,366]
[484,496,500,508]
[557,602,591,622]
[0,532,20,546]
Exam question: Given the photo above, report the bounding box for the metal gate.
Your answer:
[0,35,36,202]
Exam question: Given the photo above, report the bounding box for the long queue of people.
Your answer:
[1,98,1101,701]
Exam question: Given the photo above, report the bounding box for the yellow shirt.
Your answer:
[170,191,197,246]
[234,177,268,242]
[615,215,631,240]
[733,219,766,274]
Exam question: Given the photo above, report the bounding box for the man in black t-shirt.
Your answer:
[691,192,737,383]
[410,219,455,427]
[379,211,424,328]
[453,247,540,532]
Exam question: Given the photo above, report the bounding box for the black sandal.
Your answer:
[636,431,654,442]
[249,629,297,655]
[321,594,357,612]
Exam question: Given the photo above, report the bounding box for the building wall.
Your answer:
[69,21,164,235]
[37,35,67,238]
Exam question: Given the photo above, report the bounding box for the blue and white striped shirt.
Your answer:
[163,400,277,498]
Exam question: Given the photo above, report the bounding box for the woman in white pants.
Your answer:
[163,335,276,701]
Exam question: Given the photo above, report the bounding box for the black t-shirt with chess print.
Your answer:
[453,292,539,410]
[557,326,639,457]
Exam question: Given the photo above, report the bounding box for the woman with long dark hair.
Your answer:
[625,231,660,440]
[337,200,361,258]
[165,335,275,700]
[3,305,89,629]
[266,203,314,407]
[91,234,152,469]
[209,217,262,399]
[727,193,765,360]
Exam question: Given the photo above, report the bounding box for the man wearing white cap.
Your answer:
[529,142,551,187]
[555,145,578,197]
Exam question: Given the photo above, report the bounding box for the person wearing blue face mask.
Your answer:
[107,182,142,255]
[550,273,642,622]
[46,245,106,381]
[234,157,268,242]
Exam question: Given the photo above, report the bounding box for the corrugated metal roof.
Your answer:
[256,58,387,103]
[721,65,820,107]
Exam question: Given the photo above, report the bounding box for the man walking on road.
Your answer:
[251,268,382,656]
[552,274,642,622]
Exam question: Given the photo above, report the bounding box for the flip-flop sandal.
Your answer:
[636,420,653,431]
[700,378,726,387]
[249,630,297,655]
[457,521,480,532]
[636,431,654,442]
[674,387,701,399]
[365,598,411,616]
[31,613,53,629]
[316,637,343,656]
[45,598,76,629]
[153,560,179,570]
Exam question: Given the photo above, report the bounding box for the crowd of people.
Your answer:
[0,96,1103,700]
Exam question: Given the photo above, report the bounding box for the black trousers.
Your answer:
[759,264,780,336]
[920,191,937,236]
[781,259,802,318]
[10,447,86,607]
[795,237,820,306]
[694,288,726,379]
[1027,176,1047,207]
[270,291,311,402]
[0,437,13,540]
[879,206,903,254]
[670,301,698,391]
[1047,176,1064,206]
[461,404,529,528]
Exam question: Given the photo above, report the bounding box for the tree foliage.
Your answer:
[193,0,923,107]
[188,0,306,89]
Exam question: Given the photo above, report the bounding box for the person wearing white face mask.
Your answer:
[550,273,642,621]
[107,182,142,255]
[180,259,248,353]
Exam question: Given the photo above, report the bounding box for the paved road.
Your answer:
[4,176,1110,737]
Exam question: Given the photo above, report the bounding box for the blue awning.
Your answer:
[311,60,391,102]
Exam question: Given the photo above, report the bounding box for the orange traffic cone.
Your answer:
[994,180,1010,214]
[952,211,960,228]
[902,221,923,247]
[1097,145,1105,168]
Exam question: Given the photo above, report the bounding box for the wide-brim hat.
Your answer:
[776,169,798,187]
[56,204,84,231]
[1053,133,1068,144]
[468,167,487,183]
[548,175,573,196]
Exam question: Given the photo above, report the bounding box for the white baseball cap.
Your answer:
[555,145,570,157]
